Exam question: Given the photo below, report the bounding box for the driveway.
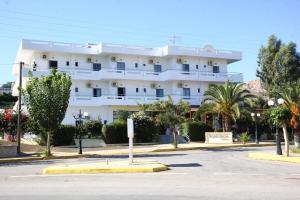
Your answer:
[0,146,299,200]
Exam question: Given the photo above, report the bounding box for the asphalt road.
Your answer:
[0,146,300,200]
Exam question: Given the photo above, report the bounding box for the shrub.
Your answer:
[52,125,76,146]
[83,120,103,138]
[102,120,128,144]
[131,111,159,143]
[181,121,212,141]
[239,132,250,144]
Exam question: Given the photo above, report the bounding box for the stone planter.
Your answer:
[0,145,17,158]
[74,139,106,148]
[205,132,233,144]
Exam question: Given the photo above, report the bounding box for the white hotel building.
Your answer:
[12,39,243,125]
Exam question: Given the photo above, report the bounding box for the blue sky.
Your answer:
[0,0,299,84]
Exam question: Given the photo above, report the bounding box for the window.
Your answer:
[154,65,162,72]
[213,66,220,73]
[183,88,191,97]
[75,62,78,67]
[117,62,125,70]
[135,63,138,68]
[49,60,58,69]
[136,88,139,93]
[196,65,198,69]
[156,89,164,97]
[66,61,70,66]
[93,63,101,71]
[75,87,79,93]
[93,88,101,97]
[182,64,189,72]
[143,64,146,66]
[117,87,126,96]
[198,88,201,93]
[143,88,147,93]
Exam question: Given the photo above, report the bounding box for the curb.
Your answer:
[248,152,300,164]
[151,143,276,152]
[42,160,168,174]
[0,143,275,164]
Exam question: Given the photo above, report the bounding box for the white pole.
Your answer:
[129,137,133,164]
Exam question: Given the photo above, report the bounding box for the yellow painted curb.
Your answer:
[42,159,168,174]
[248,153,300,164]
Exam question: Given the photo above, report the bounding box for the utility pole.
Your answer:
[17,62,23,154]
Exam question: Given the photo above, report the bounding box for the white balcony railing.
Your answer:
[70,95,202,106]
[26,67,243,82]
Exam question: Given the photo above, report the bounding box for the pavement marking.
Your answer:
[10,172,188,178]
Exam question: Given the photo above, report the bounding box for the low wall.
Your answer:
[205,132,233,144]
[0,145,17,158]
[74,139,106,148]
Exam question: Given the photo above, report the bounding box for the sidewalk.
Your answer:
[0,142,276,164]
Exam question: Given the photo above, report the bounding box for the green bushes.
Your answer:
[52,125,76,146]
[239,132,250,144]
[131,111,159,143]
[102,120,128,144]
[182,121,212,141]
[83,120,103,138]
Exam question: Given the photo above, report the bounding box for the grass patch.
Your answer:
[291,148,300,154]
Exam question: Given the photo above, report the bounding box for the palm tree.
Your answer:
[202,81,255,132]
[275,81,300,148]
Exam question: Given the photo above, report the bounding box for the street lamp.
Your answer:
[268,98,284,155]
[73,109,89,154]
[251,112,261,144]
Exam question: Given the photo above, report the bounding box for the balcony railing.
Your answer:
[26,66,243,82]
[70,94,202,106]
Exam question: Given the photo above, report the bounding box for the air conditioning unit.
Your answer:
[87,58,92,63]
[177,82,183,88]
[177,58,182,63]
[111,82,117,87]
[42,54,47,59]
[148,59,154,64]
[86,82,92,88]
[111,56,116,62]
[208,60,213,66]
[150,83,157,89]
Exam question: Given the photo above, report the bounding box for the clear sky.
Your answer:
[0,0,299,84]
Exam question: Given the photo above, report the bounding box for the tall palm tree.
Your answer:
[202,81,255,132]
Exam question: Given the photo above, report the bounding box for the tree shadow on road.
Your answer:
[201,147,257,152]
[93,153,187,159]
[167,163,202,168]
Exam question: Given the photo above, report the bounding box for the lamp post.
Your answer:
[73,109,89,154]
[251,112,261,144]
[268,98,284,155]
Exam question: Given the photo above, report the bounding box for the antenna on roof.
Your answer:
[169,35,181,46]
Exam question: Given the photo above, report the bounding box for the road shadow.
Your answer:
[0,160,55,167]
[167,163,202,168]
[92,153,187,159]
[201,147,256,152]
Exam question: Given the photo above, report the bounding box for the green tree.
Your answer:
[1,82,13,88]
[257,34,300,95]
[275,81,300,148]
[24,69,71,156]
[202,81,254,132]
[148,96,190,148]
[268,106,292,156]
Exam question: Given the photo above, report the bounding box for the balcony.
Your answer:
[70,95,202,106]
[25,66,243,83]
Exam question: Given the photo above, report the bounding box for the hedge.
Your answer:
[182,121,212,141]
[102,120,128,144]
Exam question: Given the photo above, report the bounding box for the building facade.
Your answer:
[12,39,243,125]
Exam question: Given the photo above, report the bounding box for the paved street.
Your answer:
[0,146,300,200]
